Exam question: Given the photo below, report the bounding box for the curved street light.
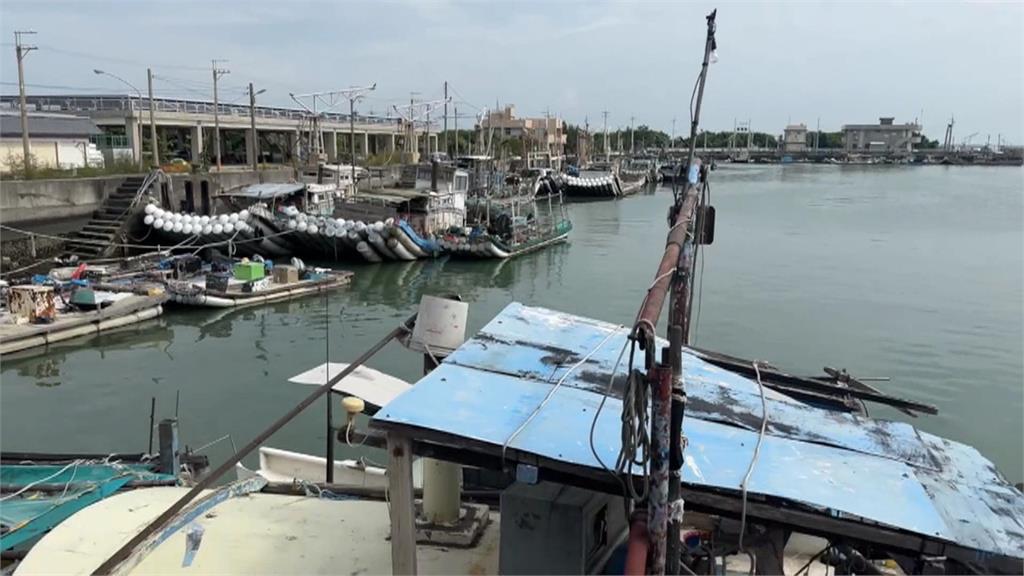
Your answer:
[94,69,144,168]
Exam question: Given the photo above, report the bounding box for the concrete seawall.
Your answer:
[1,168,297,231]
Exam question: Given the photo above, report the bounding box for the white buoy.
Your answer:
[224,222,235,234]
[154,208,165,219]
[200,215,210,225]
[307,224,319,235]
[239,209,250,221]
[153,218,164,229]
[213,223,224,234]
[182,224,193,235]
[172,222,183,233]
[336,218,346,227]
[203,225,213,235]
[144,204,156,215]
[297,222,308,232]
[218,214,229,224]
[229,213,239,223]
[143,214,155,225]
[162,221,175,232]
[287,219,297,229]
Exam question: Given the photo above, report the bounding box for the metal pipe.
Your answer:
[91,315,415,575]
[648,363,673,575]
[633,186,699,345]
[665,325,685,575]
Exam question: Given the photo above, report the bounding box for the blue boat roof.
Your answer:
[374,302,1024,562]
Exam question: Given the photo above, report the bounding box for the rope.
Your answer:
[738,360,769,555]
[501,325,622,463]
[0,224,295,253]
[0,460,83,501]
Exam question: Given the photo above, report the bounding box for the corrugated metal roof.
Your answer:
[374,302,1024,567]
[0,113,101,138]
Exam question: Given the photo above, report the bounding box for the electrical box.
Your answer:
[500,482,626,575]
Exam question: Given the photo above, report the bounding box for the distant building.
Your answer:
[783,124,807,153]
[0,112,104,171]
[842,117,920,154]
[480,105,567,157]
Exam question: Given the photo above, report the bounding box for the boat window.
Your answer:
[455,174,468,191]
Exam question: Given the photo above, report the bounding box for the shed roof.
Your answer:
[373,302,1024,568]
[0,112,101,138]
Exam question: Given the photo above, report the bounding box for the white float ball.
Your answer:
[212,223,223,234]
[307,224,319,235]
[143,214,155,225]
[297,222,308,232]
[239,209,250,221]
[287,219,297,229]
[336,218,346,227]
[144,204,156,215]
[182,224,193,235]
[229,213,239,223]
[154,208,165,219]
[162,221,174,232]
[218,214,229,224]
[199,215,210,225]
[172,222,183,233]
[223,223,234,234]
[202,225,213,234]
[153,218,164,229]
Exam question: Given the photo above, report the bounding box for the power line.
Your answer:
[30,44,209,71]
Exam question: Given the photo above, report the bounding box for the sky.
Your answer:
[1,1,1022,144]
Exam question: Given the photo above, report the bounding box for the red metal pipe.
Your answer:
[634,185,699,346]
[624,509,650,576]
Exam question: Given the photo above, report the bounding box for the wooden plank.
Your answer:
[387,432,417,575]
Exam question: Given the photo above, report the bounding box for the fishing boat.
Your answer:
[0,280,167,356]
[163,260,353,309]
[559,160,623,200]
[332,163,468,263]
[443,177,572,259]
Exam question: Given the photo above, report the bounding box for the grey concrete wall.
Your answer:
[1,174,131,226]
[164,168,295,211]
[0,168,298,228]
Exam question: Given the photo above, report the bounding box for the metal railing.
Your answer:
[0,94,401,127]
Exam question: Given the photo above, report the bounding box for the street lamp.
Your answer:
[94,69,143,168]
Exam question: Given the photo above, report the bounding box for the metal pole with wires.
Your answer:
[625,10,717,576]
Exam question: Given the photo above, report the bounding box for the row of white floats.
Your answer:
[272,207,433,263]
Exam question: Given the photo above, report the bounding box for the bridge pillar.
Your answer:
[190,124,204,165]
[288,130,300,163]
[125,116,142,165]
[324,131,338,163]
[385,133,396,153]
[245,129,256,167]
[361,132,369,159]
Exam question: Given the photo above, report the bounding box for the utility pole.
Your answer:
[602,110,609,162]
[454,105,459,158]
[630,116,635,154]
[14,31,37,174]
[815,116,820,151]
[212,59,229,171]
[443,81,448,158]
[249,82,258,172]
[345,84,376,194]
[671,117,676,149]
[147,68,159,167]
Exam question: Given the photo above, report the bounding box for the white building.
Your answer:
[1,112,104,172]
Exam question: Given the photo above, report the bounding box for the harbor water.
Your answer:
[2,165,1021,483]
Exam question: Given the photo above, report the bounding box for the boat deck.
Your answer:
[15,487,501,575]
[0,293,167,355]
[372,302,1024,573]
